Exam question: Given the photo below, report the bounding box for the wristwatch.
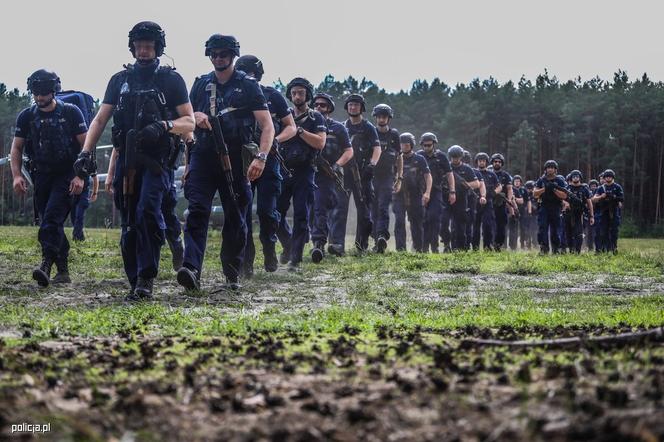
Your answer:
[449,190,456,194]
[165,120,174,131]
[256,151,268,162]
[297,127,304,135]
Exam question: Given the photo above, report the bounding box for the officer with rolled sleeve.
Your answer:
[11,70,88,287]
[276,78,326,271]
[592,169,624,253]
[533,160,568,254]
[490,153,513,251]
[448,145,481,250]
[176,34,274,291]
[564,170,594,253]
[472,153,496,250]
[82,22,195,299]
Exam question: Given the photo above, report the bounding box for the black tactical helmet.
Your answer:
[491,153,505,165]
[399,132,416,148]
[286,77,314,102]
[344,94,366,112]
[565,173,572,181]
[372,103,393,118]
[513,174,523,182]
[589,179,599,186]
[420,132,438,144]
[312,93,335,112]
[544,160,558,170]
[525,180,535,189]
[448,145,464,158]
[128,21,166,57]
[27,69,61,95]
[205,34,240,57]
[235,55,264,81]
[569,169,582,180]
[603,169,615,178]
[475,152,490,164]
[462,150,472,164]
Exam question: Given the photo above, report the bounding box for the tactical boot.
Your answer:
[327,244,345,257]
[177,267,200,291]
[52,259,71,284]
[32,258,53,287]
[131,277,154,301]
[168,238,185,272]
[279,251,290,265]
[287,261,301,273]
[263,243,278,272]
[226,275,242,291]
[311,242,324,263]
[242,263,254,280]
[375,236,388,254]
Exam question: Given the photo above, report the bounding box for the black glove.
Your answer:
[138,121,166,146]
[73,151,96,179]
[545,182,556,192]
[332,163,343,176]
[362,163,375,180]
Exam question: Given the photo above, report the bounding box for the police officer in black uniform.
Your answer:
[177,34,274,290]
[276,78,326,271]
[508,174,526,250]
[490,153,513,251]
[563,170,594,253]
[472,153,496,250]
[533,160,568,254]
[310,93,353,262]
[448,145,481,250]
[331,94,381,253]
[11,70,88,287]
[83,22,194,299]
[235,55,296,276]
[417,132,455,253]
[592,169,624,253]
[393,133,432,252]
[371,104,402,253]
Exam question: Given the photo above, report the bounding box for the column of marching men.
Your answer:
[8,22,626,298]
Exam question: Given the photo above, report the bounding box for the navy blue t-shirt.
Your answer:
[375,128,401,179]
[595,182,624,212]
[261,85,290,135]
[417,149,451,191]
[535,174,568,207]
[402,152,430,195]
[345,119,380,169]
[479,168,499,198]
[103,64,189,111]
[567,183,591,210]
[190,69,267,148]
[14,102,87,139]
[321,117,351,164]
[452,162,479,195]
[281,108,326,168]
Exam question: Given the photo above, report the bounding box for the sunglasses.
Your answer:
[313,102,329,108]
[210,51,233,59]
[421,143,434,148]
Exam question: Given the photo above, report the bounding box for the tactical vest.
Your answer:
[25,100,80,172]
[346,122,374,169]
[321,119,343,164]
[112,64,175,158]
[281,109,318,168]
[421,150,448,190]
[402,155,425,196]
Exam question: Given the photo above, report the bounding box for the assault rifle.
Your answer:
[316,156,350,197]
[206,83,237,205]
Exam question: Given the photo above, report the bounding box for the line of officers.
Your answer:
[9,22,626,300]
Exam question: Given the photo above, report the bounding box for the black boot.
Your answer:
[52,259,71,284]
[279,250,290,265]
[327,244,344,257]
[32,258,53,287]
[311,242,324,263]
[177,266,200,291]
[375,236,388,254]
[263,243,278,272]
[168,238,184,272]
[226,275,241,291]
[129,277,154,301]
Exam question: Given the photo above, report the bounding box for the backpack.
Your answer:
[56,90,95,125]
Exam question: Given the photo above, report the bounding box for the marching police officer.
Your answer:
[463,149,479,249]
[586,178,599,251]
[490,153,513,251]
[417,132,455,253]
[523,180,537,249]
[533,160,568,254]
[472,153,496,250]
[235,55,296,276]
[82,22,194,299]
[70,174,99,241]
[564,170,594,253]
[592,169,624,253]
[11,70,88,286]
[330,94,381,253]
[393,133,431,252]
[176,34,274,291]
[508,175,526,250]
[276,78,326,271]
[448,145,481,250]
[310,93,353,262]
[371,104,402,253]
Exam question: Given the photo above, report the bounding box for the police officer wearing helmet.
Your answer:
[176,34,275,290]
[464,149,483,249]
[489,153,513,251]
[235,55,297,276]
[591,169,624,253]
[310,93,353,262]
[586,178,600,251]
[331,94,381,253]
[448,145,481,250]
[523,180,537,249]
[276,77,326,271]
[11,70,89,287]
[370,104,402,253]
[533,160,568,254]
[393,133,432,252]
[417,132,455,253]
[507,174,527,250]
[472,152,497,251]
[563,170,594,253]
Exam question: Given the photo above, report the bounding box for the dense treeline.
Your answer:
[1,70,663,235]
